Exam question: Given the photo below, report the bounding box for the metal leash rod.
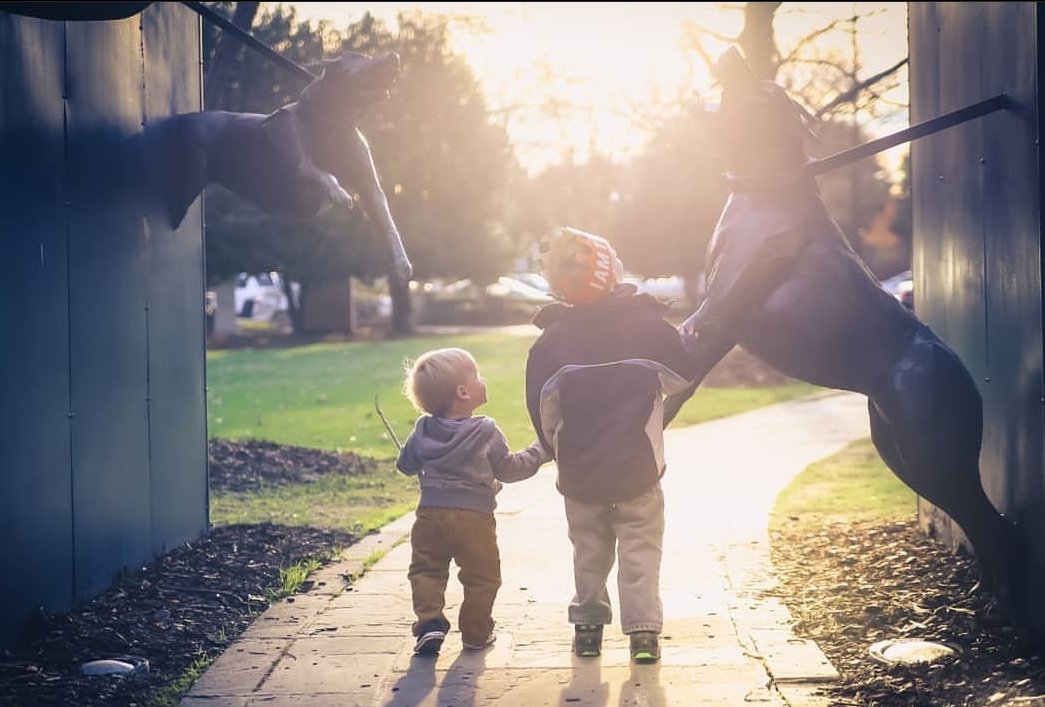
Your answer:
[808,94,1011,176]
[181,1,318,84]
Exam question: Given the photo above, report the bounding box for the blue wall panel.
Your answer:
[0,14,74,641]
[910,3,1043,606]
[142,3,209,552]
[0,3,206,645]
[64,16,154,601]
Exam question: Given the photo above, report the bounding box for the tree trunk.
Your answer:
[738,2,782,80]
[204,1,261,109]
[389,277,414,337]
[283,276,303,334]
[299,280,356,336]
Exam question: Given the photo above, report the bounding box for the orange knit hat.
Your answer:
[540,227,624,305]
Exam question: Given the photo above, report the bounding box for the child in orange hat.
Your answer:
[525,227,700,662]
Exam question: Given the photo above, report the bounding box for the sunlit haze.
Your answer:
[289,2,909,177]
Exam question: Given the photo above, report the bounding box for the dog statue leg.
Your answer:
[327,127,413,286]
[868,328,1021,610]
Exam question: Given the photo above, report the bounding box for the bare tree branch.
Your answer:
[781,17,851,64]
[815,57,908,119]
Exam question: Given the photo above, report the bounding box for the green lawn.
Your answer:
[770,436,917,535]
[206,331,820,459]
[207,330,821,533]
[210,471,418,536]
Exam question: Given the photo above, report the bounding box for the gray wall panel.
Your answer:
[910,3,1044,610]
[64,17,153,601]
[0,4,207,647]
[143,3,208,551]
[977,3,1043,518]
[0,13,74,640]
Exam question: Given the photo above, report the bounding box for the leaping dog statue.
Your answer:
[144,50,412,285]
[667,47,1039,634]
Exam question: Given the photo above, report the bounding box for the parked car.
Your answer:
[234,271,299,321]
[880,269,914,310]
[626,275,688,302]
[485,275,553,303]
[511,272,551,294]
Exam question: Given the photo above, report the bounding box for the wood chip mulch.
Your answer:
[770,518,1045,706]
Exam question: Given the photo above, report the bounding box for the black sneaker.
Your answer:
[413,630,445,655]
[573,624,603,657]
[629,631,660,663]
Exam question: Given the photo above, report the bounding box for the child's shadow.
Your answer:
[383,653,437,707]
[619,663,666,707]
[435,648,489,707]
[557,659,666,707]
[383,648,489,707]
[560,657,610,707]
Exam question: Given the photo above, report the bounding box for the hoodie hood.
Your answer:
[405,415,491,466]
[397,414,545,514]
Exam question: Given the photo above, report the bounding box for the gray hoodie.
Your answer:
[396,415,549,514]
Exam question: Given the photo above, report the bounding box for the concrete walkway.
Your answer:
[181,390,870,707]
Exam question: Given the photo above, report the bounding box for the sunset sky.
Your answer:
[289,2,910,177]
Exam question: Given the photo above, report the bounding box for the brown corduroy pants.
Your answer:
[408,507,502,645]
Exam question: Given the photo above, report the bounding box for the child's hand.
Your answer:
[534,441,554,466]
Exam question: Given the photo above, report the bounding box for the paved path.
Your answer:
[181,390,870,707]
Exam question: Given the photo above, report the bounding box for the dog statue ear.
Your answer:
[714,47,758,93]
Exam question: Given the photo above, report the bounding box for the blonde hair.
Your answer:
[403,347,477,415]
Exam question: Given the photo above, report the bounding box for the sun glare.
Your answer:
[289,2,909,176]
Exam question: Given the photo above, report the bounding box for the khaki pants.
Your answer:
[564,483,665,634]
[408,507,501,644]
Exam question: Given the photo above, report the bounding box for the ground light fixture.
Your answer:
[869,638,961,666]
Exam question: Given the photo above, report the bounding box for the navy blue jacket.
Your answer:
[525,285,699,504]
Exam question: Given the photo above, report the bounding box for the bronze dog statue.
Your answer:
[144,51,412,285]
[668,47,1034,628]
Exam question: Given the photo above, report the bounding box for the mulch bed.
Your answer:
[208,438,379,493]
[0,441,366,707]
[4,352,1045,706]
[770,518,1045,706]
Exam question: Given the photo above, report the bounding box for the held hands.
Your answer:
[677,322,700,357]
[533,440,554,466]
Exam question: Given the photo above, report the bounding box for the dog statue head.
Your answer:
[709,47,818,180]
[144,49,412,285]
[298,51,400,131]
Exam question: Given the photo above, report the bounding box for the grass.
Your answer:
[672,382,820,427]
[207,332,537,459]
[210,470,418,534]
[146,652,214,707]
[207,330,821,535]
[273,557,324,600]
[206,331,820,460]
[770,436,917,536]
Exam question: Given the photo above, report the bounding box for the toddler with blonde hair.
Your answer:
[397,347,549,655]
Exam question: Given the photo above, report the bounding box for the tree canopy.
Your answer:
[202,4,518,330]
